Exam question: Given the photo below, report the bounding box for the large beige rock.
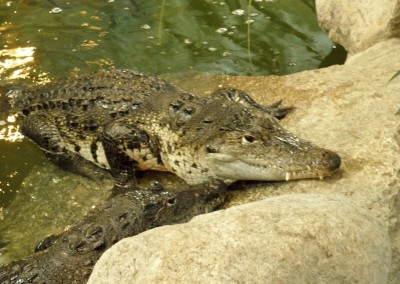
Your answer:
[88,194,391,284]
[316,0,400,54]
[162,38,400,283]
[226,39,400,283]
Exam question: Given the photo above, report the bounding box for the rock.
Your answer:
[88,194,391,283]
[166,38,400,283]
[315,0,400,54]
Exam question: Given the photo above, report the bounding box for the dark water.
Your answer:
[0,0,345,262]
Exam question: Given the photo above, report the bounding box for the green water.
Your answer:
[0,0,345,262]
[0,0,344,81]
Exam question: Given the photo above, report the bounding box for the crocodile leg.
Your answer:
[102,120,156,191]
[45,150,111,182]
[21,113,111,181]
[20,113,66,154]
[212,88,294,119]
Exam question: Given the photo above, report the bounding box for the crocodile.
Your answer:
[0,182,227,284]
[6,69,340,190]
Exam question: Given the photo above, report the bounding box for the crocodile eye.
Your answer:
[167,197,176,206]
[242,135,256,144]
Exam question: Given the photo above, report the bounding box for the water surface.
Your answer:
[0,0,343,80]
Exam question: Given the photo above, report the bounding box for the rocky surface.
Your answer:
[88,194,391,284]
[89,37,400,283]
[316,0,400,54]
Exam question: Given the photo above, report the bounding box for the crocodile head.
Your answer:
[186,105,341,184]
[203,120,340,182]
[140,181,227,226]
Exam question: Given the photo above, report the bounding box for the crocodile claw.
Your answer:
[264,100,295,119]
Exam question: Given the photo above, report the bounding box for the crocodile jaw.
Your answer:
[203,150,341,182]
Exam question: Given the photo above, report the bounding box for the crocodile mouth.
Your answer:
[205,151,341,182]
[280,167,335,181]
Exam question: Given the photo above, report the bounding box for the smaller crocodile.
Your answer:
[6,69,340,191]
[0,182,226,284]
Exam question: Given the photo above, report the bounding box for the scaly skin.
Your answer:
[8,69,340,190]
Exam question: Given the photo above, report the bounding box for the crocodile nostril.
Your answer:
[324,150,341,171]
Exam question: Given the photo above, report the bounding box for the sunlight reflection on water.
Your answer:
[0,113,23,142]
[0,123,23,142]
[0,47,35,80]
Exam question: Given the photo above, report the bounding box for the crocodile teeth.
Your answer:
[285,172,291,181]
[319,174,324,180]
